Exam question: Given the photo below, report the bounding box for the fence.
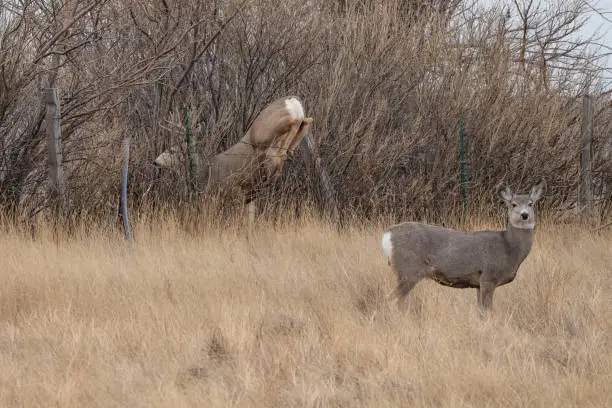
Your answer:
[36,89,612,233]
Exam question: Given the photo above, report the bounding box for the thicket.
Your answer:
[0,0,610,227]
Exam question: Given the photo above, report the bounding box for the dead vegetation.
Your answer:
[0,0,610,226]
[0,216,609,407]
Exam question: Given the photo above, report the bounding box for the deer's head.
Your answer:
[154,144,186,169]
[500,179,546,230]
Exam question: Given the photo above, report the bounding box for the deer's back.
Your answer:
[205,142,263,191]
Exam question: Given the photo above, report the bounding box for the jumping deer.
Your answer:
[381,179,547,315]
[154,96,313,222]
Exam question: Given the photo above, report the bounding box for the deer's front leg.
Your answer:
[477,280,496,317]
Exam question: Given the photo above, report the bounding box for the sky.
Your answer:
[478,0,612,87]
[581,0,612,76]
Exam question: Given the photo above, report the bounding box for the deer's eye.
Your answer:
[528,202,533,207]
[511,203,517,208]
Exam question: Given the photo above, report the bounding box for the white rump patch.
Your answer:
[285,97,305,120]
[382,232,393,263]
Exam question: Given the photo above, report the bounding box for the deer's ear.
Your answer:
[499,186,513,203]
[530,178,547,202]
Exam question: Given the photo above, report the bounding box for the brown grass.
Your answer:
[0,217,610,407]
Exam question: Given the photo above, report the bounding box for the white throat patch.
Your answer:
[511,221,535,230]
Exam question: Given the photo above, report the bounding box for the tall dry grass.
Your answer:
[0,216,609,407]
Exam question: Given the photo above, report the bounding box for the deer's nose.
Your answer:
[520,212,529,220]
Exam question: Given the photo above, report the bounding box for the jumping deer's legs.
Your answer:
[279,118,304,154]
[477,281,496,316]
[287,117,313,156]
[273,118,302,159]
[263,119,302,175]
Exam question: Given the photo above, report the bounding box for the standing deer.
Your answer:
[154,96,313,222]
[381,179,547,315]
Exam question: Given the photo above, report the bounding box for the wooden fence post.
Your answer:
[184,107,197,202]
[458,107,468,223]
[580,94,594,218]
[43,88,67,219]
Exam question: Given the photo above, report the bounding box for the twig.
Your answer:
[591,220,612,232]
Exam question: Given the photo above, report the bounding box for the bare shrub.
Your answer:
[0,0,609,226]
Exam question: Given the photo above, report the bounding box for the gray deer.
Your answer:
[381,179,547,315]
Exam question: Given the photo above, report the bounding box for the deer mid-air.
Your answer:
[381,179,547,316]
[154,96,313,222]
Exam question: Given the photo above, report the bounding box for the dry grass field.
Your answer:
[0,215,610,407]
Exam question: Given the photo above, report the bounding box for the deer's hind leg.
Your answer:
[274,117,303,152]
[287,117,313,156]
[264,119,303,173]
[392,266,424,311]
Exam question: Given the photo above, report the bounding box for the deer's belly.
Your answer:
[497,270,518,286]
[430,270,481,288]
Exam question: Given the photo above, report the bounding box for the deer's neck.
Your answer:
[502,222,534,264]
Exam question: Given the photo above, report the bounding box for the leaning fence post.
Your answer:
[184,107,197,202]
[121,137,133,242]
[43,88,67,220]
[579,94,594,218]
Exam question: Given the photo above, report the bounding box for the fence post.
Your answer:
[579,94,594,218]
[184,107,197,202]
[121,137,133,242]
[43,88,66,219]
[458,107,468,219]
